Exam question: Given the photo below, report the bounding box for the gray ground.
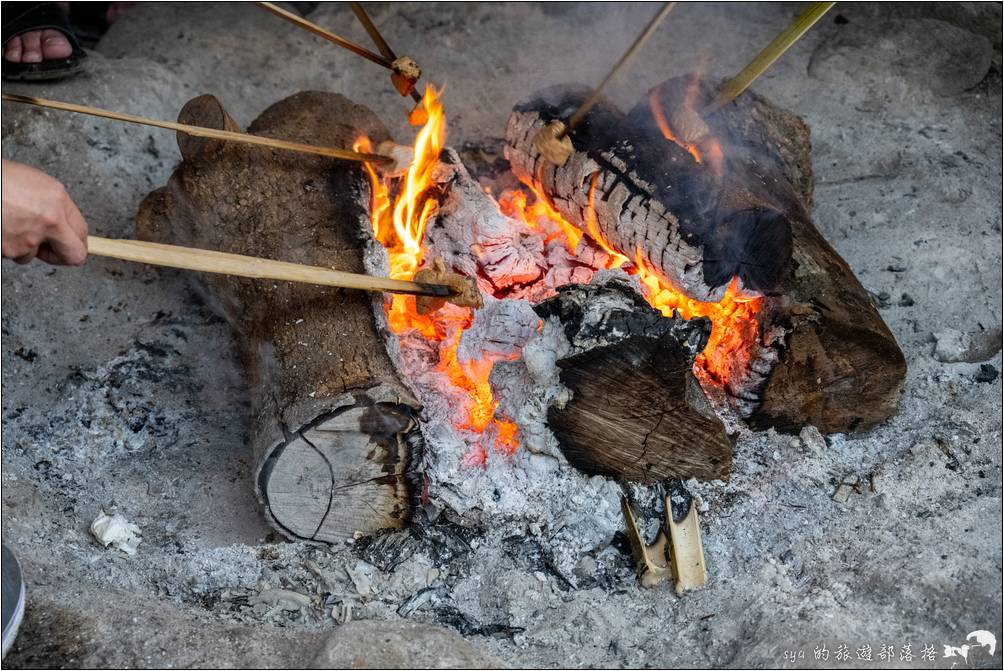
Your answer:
[2,2,1002,668]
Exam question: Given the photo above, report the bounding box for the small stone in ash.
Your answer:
[799,425,827,453]
[574,555,597,580]
[975,364,998,383]
[898,293,915,307]
[832,475,860,504]
[345,562,374,597]
[871,291,892,309]
[934,327,1003,363]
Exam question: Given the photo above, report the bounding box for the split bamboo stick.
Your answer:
[567,1,677,131]
[87,236,452,298]
[1,93,394,165]
[708,1,835,111]
[256,2,392,68]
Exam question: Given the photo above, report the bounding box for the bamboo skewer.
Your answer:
[534,2,676,166]
[350,2,423,103]
[567,2,677,131]
[256,1,391,69]
[351,2,396,66]
[1,93,394,165]
[707,1,835,111]
[87,236,453,298]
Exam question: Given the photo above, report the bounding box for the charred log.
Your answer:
[135,93,420,542]
[535,279,732,483]
[505,78,906,434]
[505,85,793,302]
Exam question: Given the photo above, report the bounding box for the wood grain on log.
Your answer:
[535,280,732,482]
[135,92,420,542]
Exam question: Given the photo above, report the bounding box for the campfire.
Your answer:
[129,65,906,589]
[0,0,892,596]
[351,84,769,471]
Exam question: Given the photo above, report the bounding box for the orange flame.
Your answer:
[498,188,583,253]
[649,88,704,164]
[585,174,628,269]
[357,87,519,463]
[631,249,761,384]
[648,70,725,178]
[501,178,762,386]
[357,85,760,464]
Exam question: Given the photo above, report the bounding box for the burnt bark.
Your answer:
[535,280,732,483]
[506,78,906,434]
[505,85,794,303]
[135,93,420,542]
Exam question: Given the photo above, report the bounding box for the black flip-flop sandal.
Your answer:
[2,1,87,82]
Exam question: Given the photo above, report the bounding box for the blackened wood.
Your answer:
[505,85,794,303]
[650,80,908,433]
[536,280,732,483]
[135,92,420,542]
[507,78,906,434]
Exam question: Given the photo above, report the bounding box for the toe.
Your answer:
[19,30,42,63]
[40,29,72,59]
[4,35,23,63]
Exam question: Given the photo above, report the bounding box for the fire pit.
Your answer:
[2,3,1000,667]
[135,67,905,574]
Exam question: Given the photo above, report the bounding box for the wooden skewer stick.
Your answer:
[568,2,676,131]
[87,236,454,298]
[350,2,423,103]
[350,2,396,62]
[707,1,835,111]
[1,93,394,165]
[256,1,392,69]
[534,2,676,166]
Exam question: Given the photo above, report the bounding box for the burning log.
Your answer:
[505,78,906,434]
[506,85,793,303]
[534,279,732,483]
[135,92,421,542]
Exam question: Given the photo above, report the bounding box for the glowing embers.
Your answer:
[498,188,582,254]
[500,179,763,387]
[357,87,518,464]
[358,87,763,468]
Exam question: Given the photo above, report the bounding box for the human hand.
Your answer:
[2,159,88,265]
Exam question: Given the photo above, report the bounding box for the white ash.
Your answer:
[424,152,547,292]
[457,299,540,365]
[359,149,764,565]
[490,318,570,459]
[254,588,314,615]
[359,152,631,561]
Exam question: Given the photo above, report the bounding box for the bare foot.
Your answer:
[4,29,72,64]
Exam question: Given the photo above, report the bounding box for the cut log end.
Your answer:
[176,94,242,160]
[137,91,418,543]
[258,403,421,543]
[749,314,907,434]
